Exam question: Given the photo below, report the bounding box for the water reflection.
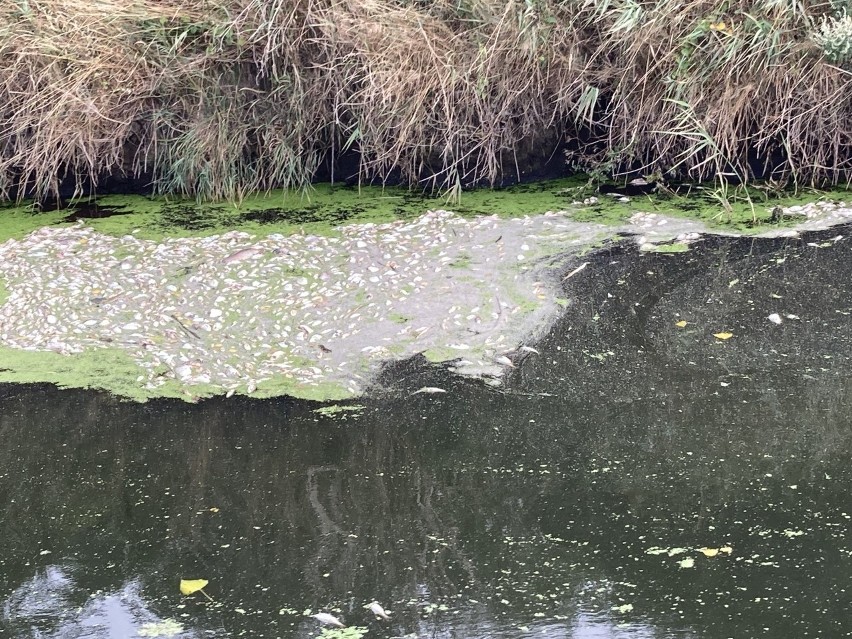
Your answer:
[2,227,852,638]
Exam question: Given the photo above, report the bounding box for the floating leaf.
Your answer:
[720,546,733,554]
[675,320,688,328]
[611,603,634,613]
[699,547,719,557]
[179,579,214,601]
[179,579,208,596]
[713,332,733,340]
[767,313,782,325]
[678,557,695,568]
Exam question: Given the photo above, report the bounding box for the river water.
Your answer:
[2,227,852,638]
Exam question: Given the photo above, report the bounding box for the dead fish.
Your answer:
[366,601,391,620]
[412,387,447,395]
[562,261,589,281]
[222,247,264,264]
[312,613,345,628]
[493,355,515,368]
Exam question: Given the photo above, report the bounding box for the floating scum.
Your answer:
[0,0,851,203]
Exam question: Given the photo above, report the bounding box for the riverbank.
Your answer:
[0,185,850,401]
[2,1,851,202]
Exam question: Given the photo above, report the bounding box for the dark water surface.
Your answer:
[3,227,852,639]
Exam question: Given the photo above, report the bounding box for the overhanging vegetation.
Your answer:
[1,0,851,201]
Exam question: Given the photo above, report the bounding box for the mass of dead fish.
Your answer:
[0,209,589,398]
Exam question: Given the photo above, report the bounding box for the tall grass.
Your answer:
[0,0,849,201]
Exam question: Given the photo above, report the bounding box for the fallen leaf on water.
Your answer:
[179,579,208,596]
[720,546,733,554]
[611,603,634,613]
[179,579,214,601]
[209,507,219,513]
[699,547,719,557]
[713,332,733,340]
[767,313,782,325]
[675,320,688,328]
[678,557,695,569]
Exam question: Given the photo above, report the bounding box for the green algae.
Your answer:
[0,203,70,241]
[388,312,410,324]
[643,242,691,253]
[0,342,354,403]
[313,404,365,417]
[253,375,353,402]
[0,178,848,245]
[0,346,157,401]
[424,346,467,363]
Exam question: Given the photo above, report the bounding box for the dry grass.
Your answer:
[0,0,850,201]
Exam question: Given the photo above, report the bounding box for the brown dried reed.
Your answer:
[0,0,849,201]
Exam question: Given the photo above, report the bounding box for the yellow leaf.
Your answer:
[720,546,733,554]
[710,21,730,33]
[713,332,733,340]
[180,579,209,596]
[675,320,688,328]
[209,507,220,513]
[700,547,719,557]
[678,557,695,569]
